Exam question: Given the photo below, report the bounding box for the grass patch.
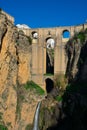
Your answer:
[44,73,54,76]
[0,124,8,130]
[54,74,67,91]
[24,81,45,95]
[77,31,85,43]
[25,124,32,130]
[55,95,63,101]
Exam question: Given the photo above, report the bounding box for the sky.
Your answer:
[0,0,87,28]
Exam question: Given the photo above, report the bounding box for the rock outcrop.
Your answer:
[0,13,18,129]
[39,97,61,130]
[0,11,43,130]
[65,29,87,82]
[0,9,87,130]
[39,29,87,130]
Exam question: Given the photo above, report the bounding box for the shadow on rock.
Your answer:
[46,92,87,130]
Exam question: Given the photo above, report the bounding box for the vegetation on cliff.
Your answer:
[0,9,87,130]
[39,28,87,130]
[65,28,87,82]
[54,74,67,91]
[0,124,8,130]
[24,80,45,95]
[0,10,44,130]
[58,28,87,130]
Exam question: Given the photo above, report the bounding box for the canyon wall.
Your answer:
[0,11,41,130]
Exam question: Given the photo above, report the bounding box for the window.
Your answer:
[62,30,70,38]
[32,31,38,39]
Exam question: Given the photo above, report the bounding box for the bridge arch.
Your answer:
[25,24,87,89]
[62,29,70,38]
[45,37,55,74]
[45,78,54,93]
[46,37,55,49]
[31,31,38,39]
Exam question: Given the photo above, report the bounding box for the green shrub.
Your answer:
[0,124,8,130]
[25,124,32,130]
[26,36,32,45]
[54,74,67,91]
[44,73,53,76]
[55,95,63,101]
[24,81,45,95]
[77,32,85,43]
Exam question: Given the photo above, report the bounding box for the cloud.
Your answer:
[16,24,30,29]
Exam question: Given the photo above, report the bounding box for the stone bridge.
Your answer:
[2,10,87,91]
[21,24,87,91]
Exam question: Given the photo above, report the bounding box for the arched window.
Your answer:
[46,37,55,49]
[62,30,70,38]
[46,37,54,74]
[32,31,38,39]
[45,78,54,93]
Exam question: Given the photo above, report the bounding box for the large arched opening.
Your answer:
[46,37,55,74]
[31,31,38,39]
[45,78,54,93]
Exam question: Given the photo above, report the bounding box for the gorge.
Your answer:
[0,9,87,130]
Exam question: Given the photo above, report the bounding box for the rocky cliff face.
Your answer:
[0,10,87,130]
[0,11,43,130]
[0,13,18,129]
[65,29,87,82]
[39,29,87,130]
[39,97,61,130]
